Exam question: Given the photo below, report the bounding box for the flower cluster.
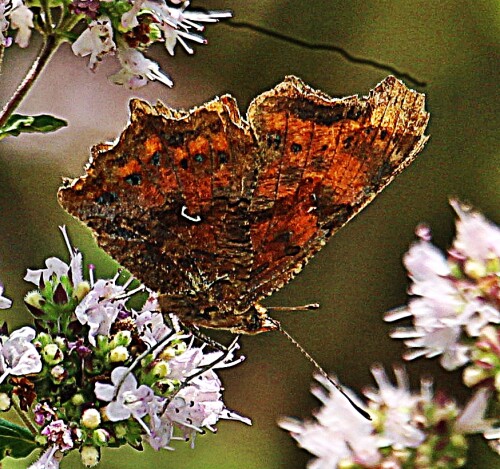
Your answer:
[280,201,499,467]
[0,227,249,468]
[0,0,231,88]
[385,200,500,372]
[280,366,495,469]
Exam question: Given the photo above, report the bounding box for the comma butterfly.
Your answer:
[58,76,429,334]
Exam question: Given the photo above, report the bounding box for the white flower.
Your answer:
[279,374,380,468]
[120,0,232,55]
[451,199,500,262]
[454,388,495,434]
[109,47,173,89]
[364,365,427,449]
[0,326,42,383]
[0,284,12,309]
[9,2,33,48]
[95,366,154,421]
[28,446,61,469]
[25,257,70,287]
[72,16,116,70]
[75,279,126,345]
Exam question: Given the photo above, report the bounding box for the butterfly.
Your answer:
[58,76,429,334]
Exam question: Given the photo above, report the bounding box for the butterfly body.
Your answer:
[59,76,428,334]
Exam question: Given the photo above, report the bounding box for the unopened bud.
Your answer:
[81,408,101,429]
[0,392,11,411]
[81,446,100,467]
[42,343,64,364]
[109,346,129,363]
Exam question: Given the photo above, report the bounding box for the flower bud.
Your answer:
[74,281,91,301]
[24,291,45,317]
[34,332,52,348]
[42,343,64,364]
[114,423,127,439]
[50,365,67,383]
[92,428,110,446]
[464,259,487,279]
[81,408,101,429]
[151,360,169,379]
[81,446,100,467]
[109,346,129,363]
[0,392,11,411]
[71,393,86,406]
[111,330,132,347]
[54,336,67,351]
[463,366,488,387]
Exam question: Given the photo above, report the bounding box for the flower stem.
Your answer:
[0,34,61,129]
[12,397,37,436]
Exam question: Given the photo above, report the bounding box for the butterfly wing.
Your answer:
[58,96,261,320]
[244,76,429,304]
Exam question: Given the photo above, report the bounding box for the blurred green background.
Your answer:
[0,1,498,468]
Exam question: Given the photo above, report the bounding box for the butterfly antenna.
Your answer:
[272,320,371,420]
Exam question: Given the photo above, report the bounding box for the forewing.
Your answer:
[245,76,429,302]
[58,96,257,305]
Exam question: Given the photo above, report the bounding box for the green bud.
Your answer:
[35,332,52,348]
[74,281,91,301]
[93,428,110,446]
[42,343,64,365]
[151,361,169,379]
[114,423,127,439]
[71,393,86,406]
[111,330,132,348]
[24,290,45,317]
[109,346,129,363]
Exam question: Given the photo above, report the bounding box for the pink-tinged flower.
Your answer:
[28,446,61,469]
[451,199,500,262]
[71,16,116,70]
[132,293,175,346]
[0,326,42,383]
[41,420,74,451]
[454,388,495,435]
[0,283,12,309]
[9,1,33,47]
[75,278,126,345]
[109,47,173,89]
[279,374,380,469]
[385,201,500,371]
[34,401,57,426]
[94,366,154,421]
[364,365,427,449]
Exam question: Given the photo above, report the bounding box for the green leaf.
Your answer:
[0,114,67,140]
[0,418,37,460]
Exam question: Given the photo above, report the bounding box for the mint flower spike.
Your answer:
[280,365,497,468]
[385,200,500,371]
